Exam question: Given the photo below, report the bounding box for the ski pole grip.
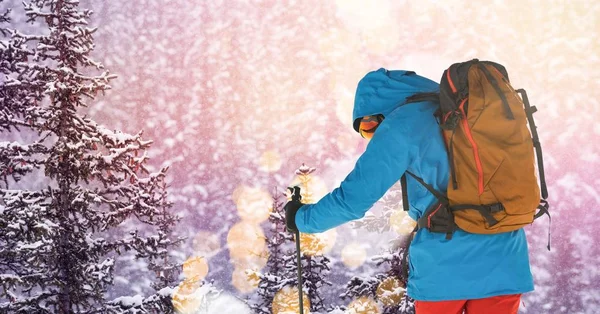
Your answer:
[288,186,302,203]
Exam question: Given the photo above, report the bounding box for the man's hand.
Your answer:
[285,199,303,233]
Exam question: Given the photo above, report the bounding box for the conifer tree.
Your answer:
[351,182,402,233]
[340,248,414,314]
[106,180,184,313]
[248,187,293,314]
[249,165,332,314]
[292,165,332,313]
[342,182,415,313]
[0,1,179,312]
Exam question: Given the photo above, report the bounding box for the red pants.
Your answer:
[414,294,521,314]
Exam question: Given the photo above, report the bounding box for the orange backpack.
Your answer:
[401,59,550,248]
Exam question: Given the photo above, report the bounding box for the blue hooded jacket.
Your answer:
[295,68,534,301]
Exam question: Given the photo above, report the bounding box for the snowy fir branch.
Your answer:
[0,6,9,33]
[351,183,402,233]
[0,1,182,312]
[340,275,381,300]
[248,188,291,314]
[343,179,416,313]
[104,285,192,314]
[248,168,334,313]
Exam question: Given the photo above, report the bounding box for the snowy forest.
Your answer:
[0,0,598,313]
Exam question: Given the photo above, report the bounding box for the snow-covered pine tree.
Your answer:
[342,182,415,313]
[0,3,7,26]
[340,248,414,314]
[351,182,402,233]
[249,165,332,314]
[0,1,179,312]
[295,240,331,313]
[106,178,184,313]
[372,250,415,314]
[147,180,182,297]
[290,164,332,313]
[248,187,294,314]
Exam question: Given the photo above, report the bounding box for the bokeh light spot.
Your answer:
[235,186,272,223]
[289,175,328,204]
[172,279,202,314]
[272,286,311,314]
[298,229,337,257]
[232,184,251,204]
[299,233,326,256]
[389,210,417,235]
[227,222,266,260]
[231,267,260,294]
[231,245,269,271]
[182,256,209,281]
[259,150,282,173]
[298,228,338,257]
[341,242,367,269]
[376,276,405,307]
[320,228,338,254]
[334,84,355,126]
[346,296,381,314]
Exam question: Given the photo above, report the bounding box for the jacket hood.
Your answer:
[352,68,439,132]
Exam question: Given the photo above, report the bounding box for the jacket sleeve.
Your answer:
[295,120,413,233]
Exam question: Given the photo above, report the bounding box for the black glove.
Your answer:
[285,186,303,233]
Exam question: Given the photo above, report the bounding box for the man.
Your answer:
[285,68,533,314]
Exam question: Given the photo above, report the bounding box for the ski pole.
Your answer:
[288,186,304,314]
[295,228,304,314]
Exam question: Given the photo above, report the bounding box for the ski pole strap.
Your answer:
[401,174,409,212]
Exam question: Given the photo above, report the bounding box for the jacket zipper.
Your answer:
[448,68,485,195]
[459,100,484,195]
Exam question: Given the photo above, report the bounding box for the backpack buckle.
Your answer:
[441,110,462,130]
[488,203,504,213]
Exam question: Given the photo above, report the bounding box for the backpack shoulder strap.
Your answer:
[401,174,409,211]
[400,93,441,211]
[405,171,449,205]
[404,92,440,105]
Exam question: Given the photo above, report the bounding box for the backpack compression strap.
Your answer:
[517,88,551,251]
[404,171,504,229]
